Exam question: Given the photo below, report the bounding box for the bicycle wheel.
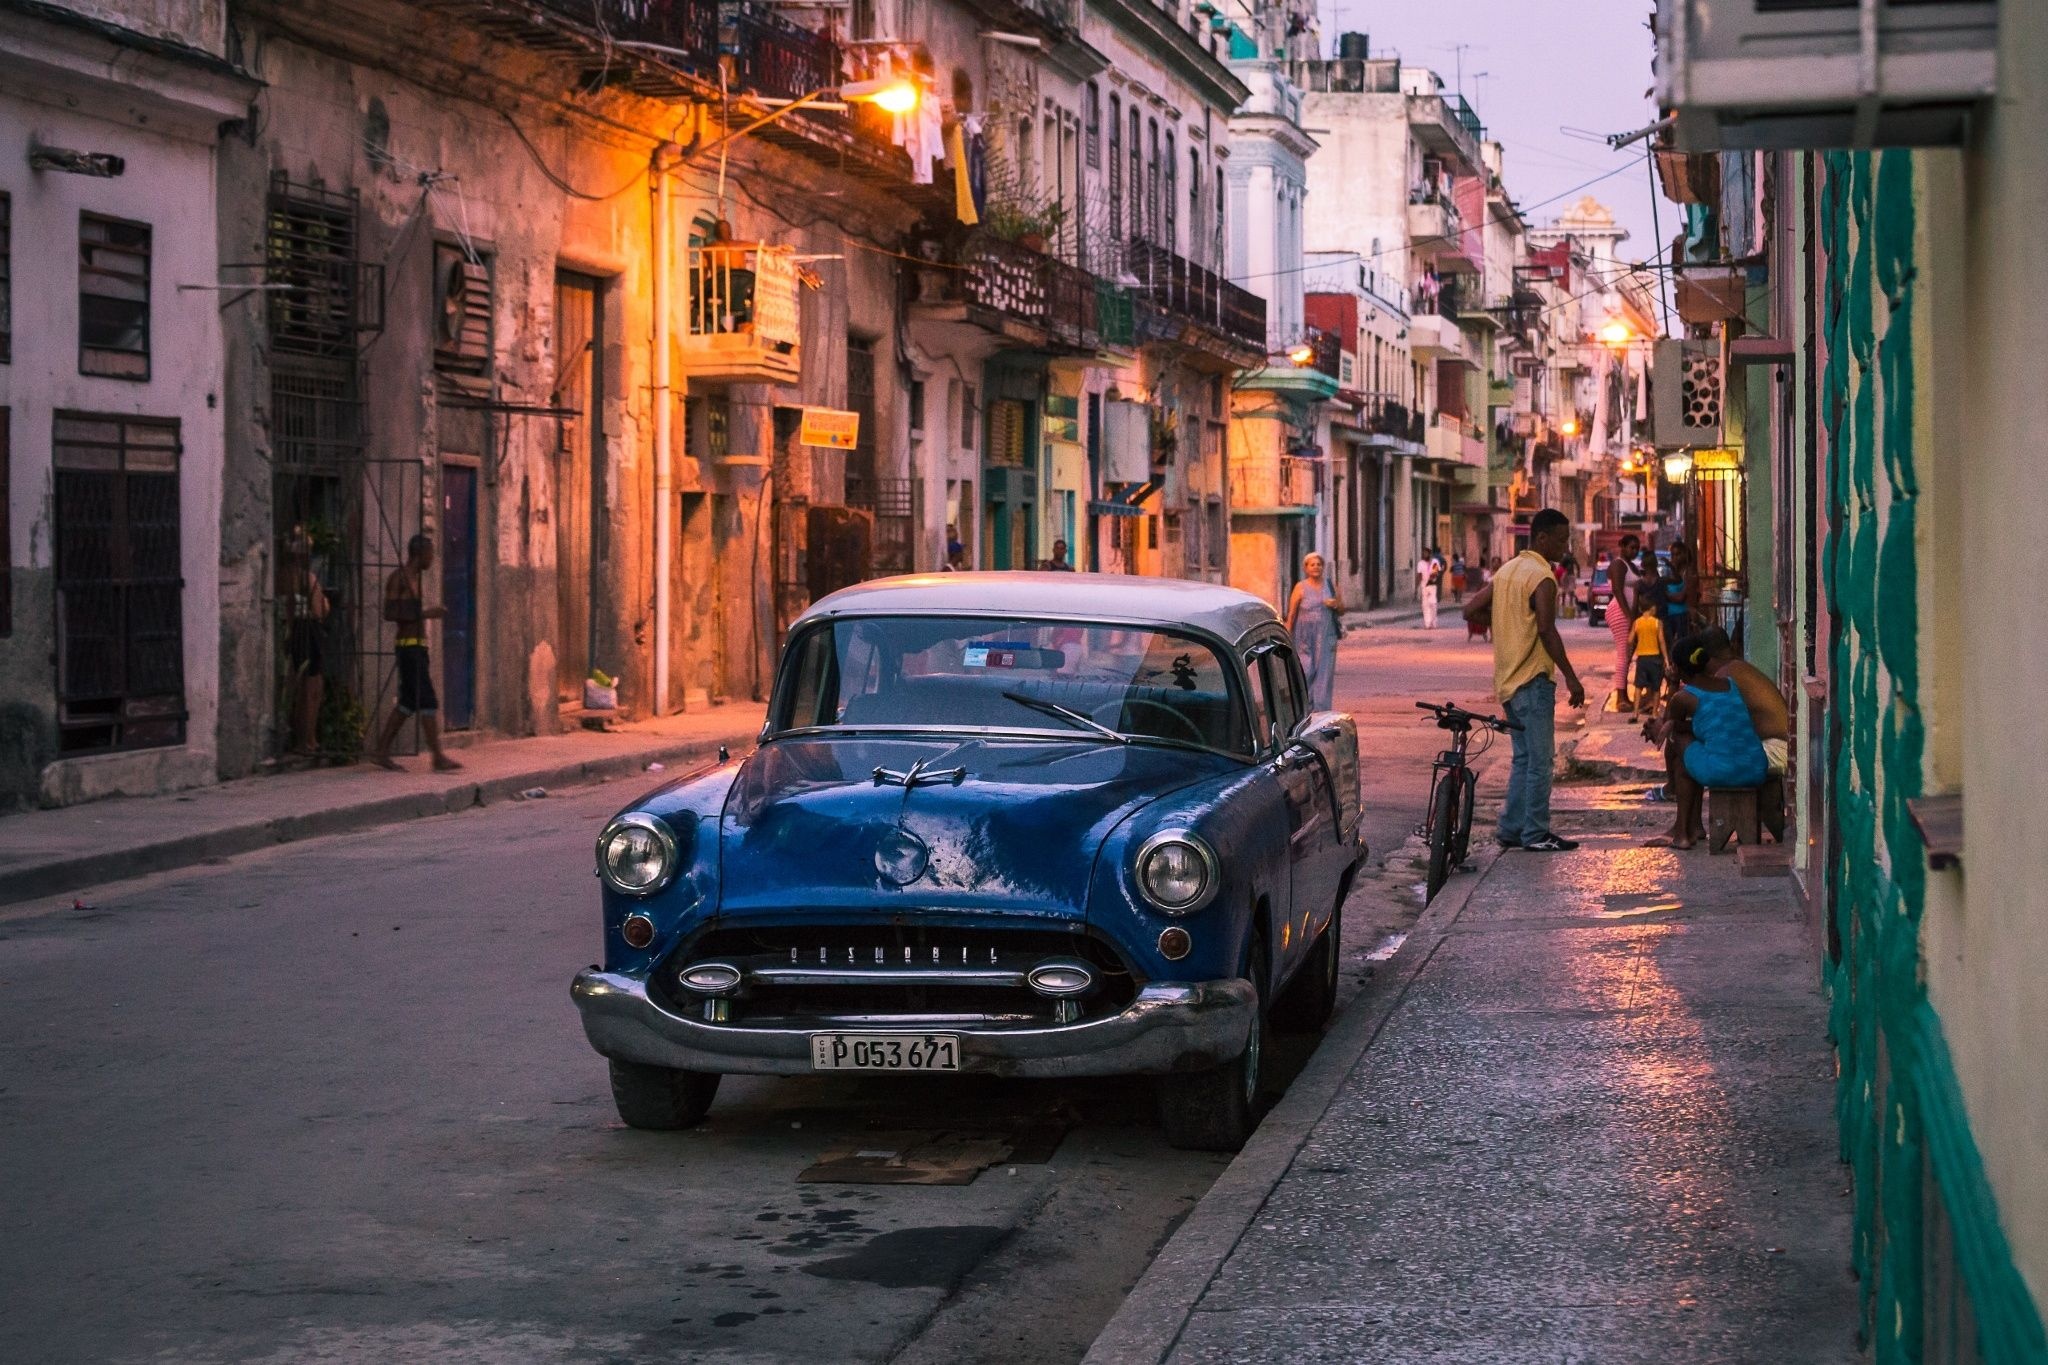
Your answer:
[1448,768,1477,868]
[1425,773,1459,900]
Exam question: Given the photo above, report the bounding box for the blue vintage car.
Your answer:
[572,573,1364,1150]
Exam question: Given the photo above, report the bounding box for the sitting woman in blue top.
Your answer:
[1646,629,1769,849]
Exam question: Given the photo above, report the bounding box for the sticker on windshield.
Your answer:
[963,641,1031,669]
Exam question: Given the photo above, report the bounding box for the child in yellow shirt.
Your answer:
[1629,600,1666,710]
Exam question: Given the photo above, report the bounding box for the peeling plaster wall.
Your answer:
[1,49,233,807]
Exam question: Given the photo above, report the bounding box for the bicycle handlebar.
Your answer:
[1415,700,1523,733]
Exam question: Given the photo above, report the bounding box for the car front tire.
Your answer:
[1157,935,1267,1153]
[608,1058,722,1130]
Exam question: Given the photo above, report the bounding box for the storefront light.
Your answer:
[1663,451,1695,482]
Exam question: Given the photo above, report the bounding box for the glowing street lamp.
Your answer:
[841,76,921,114]
[1559,417,1579,437]
[1597,319,1635,347]
[1285,341,1317,366]
[1663,450,1695,482]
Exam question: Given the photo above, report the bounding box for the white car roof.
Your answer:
[792,572,1281,647]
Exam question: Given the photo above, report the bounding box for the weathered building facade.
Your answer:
[0,0,257,808]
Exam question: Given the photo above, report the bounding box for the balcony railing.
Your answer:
[1230,455,1320,511]
[1306,327,1342,379]
[933,232,1110,351]
[1125,238,1267,351]
[724,3,836,104]
[1364,397,1425,444]
[530,0,719,68]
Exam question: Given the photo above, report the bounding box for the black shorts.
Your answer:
[396,645,439,715]
[287,619,324,676]
[1634,655,1666,692]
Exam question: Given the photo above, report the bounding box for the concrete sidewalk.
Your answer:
[1089,794,1857,1363]
[0,706,764,908]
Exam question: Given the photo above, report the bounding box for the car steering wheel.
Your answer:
[1092,698,1206,745]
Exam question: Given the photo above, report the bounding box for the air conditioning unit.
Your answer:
[1657,0,1997,150]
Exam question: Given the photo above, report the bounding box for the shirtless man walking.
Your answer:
[369,534,463,773]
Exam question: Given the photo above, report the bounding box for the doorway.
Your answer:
[553,271,604,705]
[441,463,478,730]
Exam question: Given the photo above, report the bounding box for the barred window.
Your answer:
[1,192,11,364]
[79,214,150,379]
[53,413,185,753]
[1108,96,1123,242]
[1085,84,1101,169]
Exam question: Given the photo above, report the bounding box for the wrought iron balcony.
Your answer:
[723,3,834,104]
[1124,238,1267,353]
[918,232,1112,352]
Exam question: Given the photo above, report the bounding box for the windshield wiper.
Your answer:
[1001,690,1128,744]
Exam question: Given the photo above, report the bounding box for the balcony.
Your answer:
[1406,195,1458,250]
[422,0,718,97]
[911,232,1109,352]
[679,239,802,384]
[1409,311,1464,362]
[1230,454,1320,514]
[1406,91,1483,172]
[1426,412,1487,468]
[1125,238,1267,360]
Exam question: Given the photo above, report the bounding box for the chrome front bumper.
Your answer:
[570,969,1256,1079]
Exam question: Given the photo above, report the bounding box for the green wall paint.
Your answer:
[1817,148,2046,1365]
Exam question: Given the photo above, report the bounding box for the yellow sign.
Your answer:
[800,407,860,450]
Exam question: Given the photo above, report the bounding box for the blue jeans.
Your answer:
[1497,676,1556,845]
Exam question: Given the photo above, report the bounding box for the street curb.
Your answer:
[1082,844,1507,1365]
[0,729,755,910]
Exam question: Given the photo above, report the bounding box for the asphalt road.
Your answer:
[0,615,1609,1365]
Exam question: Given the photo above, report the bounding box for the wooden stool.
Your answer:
[1707,787,1763,853]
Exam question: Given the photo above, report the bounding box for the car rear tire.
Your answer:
[608,1058,721,1130]
[1158,934,1267,1153]
[1272,890,1342,1032]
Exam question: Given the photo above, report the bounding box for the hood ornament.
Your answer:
[870,757,956,887]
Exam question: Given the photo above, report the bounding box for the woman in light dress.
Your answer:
[1285,552,1343,711]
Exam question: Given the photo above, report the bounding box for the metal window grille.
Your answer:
[53,413,185,753]
[1108,97,1122,240]
[264,177,380,357]
[0,192,11,364]
[847,477,916,577]
[845,336,877,486]
[79,214,150,379]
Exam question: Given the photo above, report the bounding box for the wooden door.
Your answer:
[553,272,602,704]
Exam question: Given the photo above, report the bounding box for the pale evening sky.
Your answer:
[1310,0,1664,273]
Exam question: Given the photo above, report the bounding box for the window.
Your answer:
[79,214,150,379]
[1188,153,1203,267]
[1108,96,1123,241]
[1215,173,1226,268]
[1128,110,1143,245]
[772,615,1252,754]
[1085,84,1101,169]
[846,334,877,487]
[1,192,11,364]
[53,413,185,753]
[961,382,977,449]
[1259,646,1305,740]
[1164,130,1178,254]
[0,410,9,636]
[908,379,926,436]
[1147,119,1161,244]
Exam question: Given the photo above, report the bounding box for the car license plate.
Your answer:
[809,1032,961,1072]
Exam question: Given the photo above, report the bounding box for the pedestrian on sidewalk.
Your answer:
[369,534,463,774]
[1449,551,1468,603]
[1605,533,1642,710]
[1629,593,1666,711]
[1417,547,1442,629]
[1285,551,1343,709]
[1462,508,1586,852]
[279,523,330,758]
[1647,631,1769,850]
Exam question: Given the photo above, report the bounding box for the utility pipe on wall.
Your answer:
[651,145,675,715]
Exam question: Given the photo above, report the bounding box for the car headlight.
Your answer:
[596,813,680,895]
[1135,830,1218,915]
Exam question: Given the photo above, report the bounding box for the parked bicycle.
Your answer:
[1415,700,1521,900]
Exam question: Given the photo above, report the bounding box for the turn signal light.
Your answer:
[621,914,656,949]
[1158,927,1192,961]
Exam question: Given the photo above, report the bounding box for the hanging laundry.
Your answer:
[947,120,978,225]
[965,114,988,218]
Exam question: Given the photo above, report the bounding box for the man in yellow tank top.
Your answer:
[1461,509,1586,852]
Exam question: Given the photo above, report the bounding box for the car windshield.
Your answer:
[772,615,1252,755]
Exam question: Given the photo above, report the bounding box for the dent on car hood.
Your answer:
[717,734,1236,921]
